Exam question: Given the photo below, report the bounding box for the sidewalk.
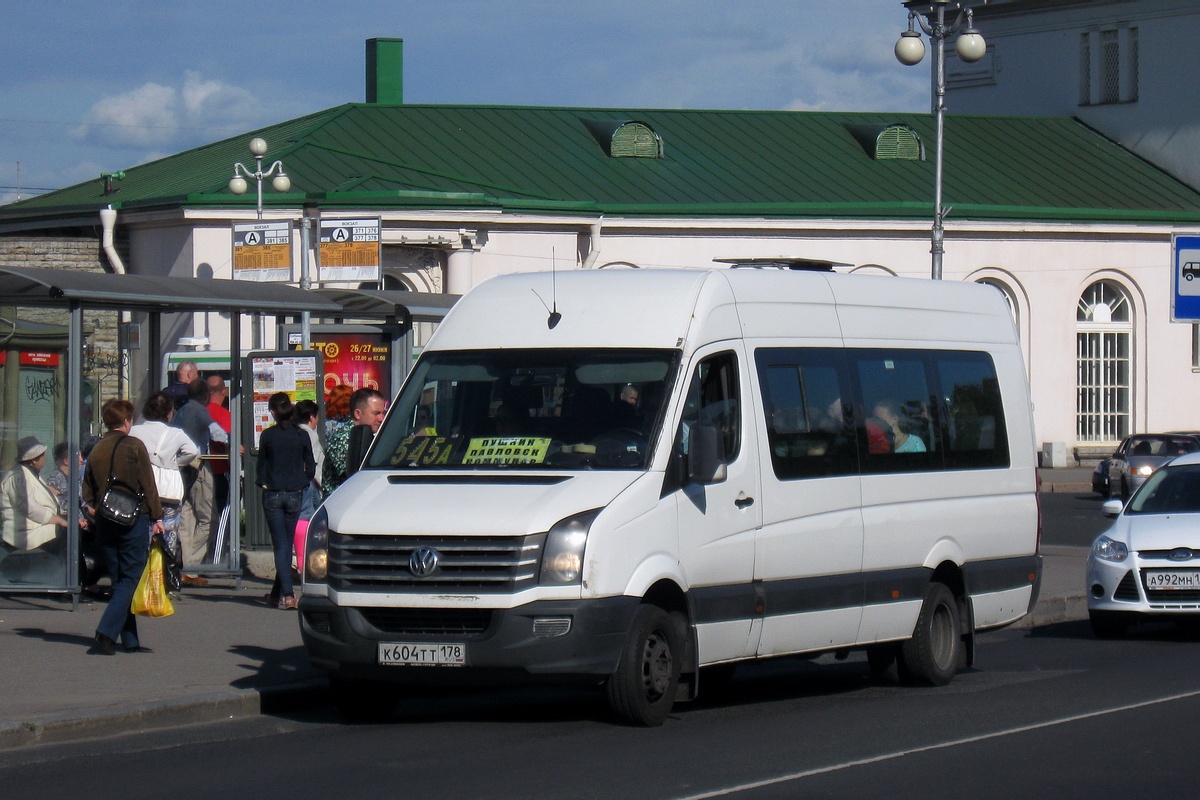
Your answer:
[0,473,1091,750]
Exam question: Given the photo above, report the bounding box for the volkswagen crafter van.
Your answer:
[300,267,1041,726]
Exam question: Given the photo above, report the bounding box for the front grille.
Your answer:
[327,532,546,593]
[358,607,493,635]
[1113,570,1140,601]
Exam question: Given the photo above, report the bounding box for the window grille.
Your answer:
[1100,30,1120,104]
[1079,33,1091,105]
[610,123,662,158]
[1077,281,1132,443]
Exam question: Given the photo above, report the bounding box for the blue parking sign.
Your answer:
[1173,234,1200,322]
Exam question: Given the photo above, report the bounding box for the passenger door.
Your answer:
[672,346,763,664]
[752,347,866,657]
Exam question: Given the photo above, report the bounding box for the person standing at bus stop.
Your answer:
[84,399,164,655]
[257,392,315,610]
[172,378,228,586]
[206,375,233,562]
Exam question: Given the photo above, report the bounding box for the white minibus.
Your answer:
[300,267,1041,726]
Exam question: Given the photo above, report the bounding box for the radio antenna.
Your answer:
[547,247,561,328]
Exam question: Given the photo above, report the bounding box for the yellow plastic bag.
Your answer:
[131,539,174,617]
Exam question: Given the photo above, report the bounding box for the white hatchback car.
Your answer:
[1087,451,1200,637]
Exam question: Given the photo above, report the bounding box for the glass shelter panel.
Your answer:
[0,304,77,590]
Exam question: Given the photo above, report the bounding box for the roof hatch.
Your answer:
[582,119,663,158]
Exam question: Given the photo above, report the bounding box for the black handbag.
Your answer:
[93,437,143,528]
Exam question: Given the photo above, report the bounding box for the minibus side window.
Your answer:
[755,348,856,480]
[852,351,940,475]
[937,354,1009,469]
[676,352,740,462]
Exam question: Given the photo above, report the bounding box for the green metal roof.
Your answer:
[4,104,1200,224]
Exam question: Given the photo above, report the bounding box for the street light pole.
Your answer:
[229,137,291,220]
[895,1,986,280]
[229,138,293,349]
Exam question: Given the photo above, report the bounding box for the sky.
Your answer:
[0,1,932,204]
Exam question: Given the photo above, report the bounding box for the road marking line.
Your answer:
[673,688,1200,799]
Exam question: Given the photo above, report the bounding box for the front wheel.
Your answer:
[606,604,685,726]
[900,582,962,686]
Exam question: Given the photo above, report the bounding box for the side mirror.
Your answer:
[1102,498,1124,517]
[687,423,728,485]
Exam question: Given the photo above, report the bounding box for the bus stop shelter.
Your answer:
[0,266,342,604]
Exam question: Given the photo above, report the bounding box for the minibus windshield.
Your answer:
[367,348,678,471]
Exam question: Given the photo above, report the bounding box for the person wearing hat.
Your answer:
[1,435,69,553]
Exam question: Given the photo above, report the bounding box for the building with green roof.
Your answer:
[2,40,1199,454]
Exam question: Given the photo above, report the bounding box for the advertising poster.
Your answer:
[290,331,390,401]
[247,352,320,449]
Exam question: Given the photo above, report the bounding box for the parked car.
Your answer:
[1087,451,1200,637]
[1100,433,1200,499]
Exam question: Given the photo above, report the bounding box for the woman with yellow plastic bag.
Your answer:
[83,399,165,655]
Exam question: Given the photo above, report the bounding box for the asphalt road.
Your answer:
[4,619,1200,799]
[1040,489,1111,548]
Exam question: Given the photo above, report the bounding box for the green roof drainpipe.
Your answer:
[366,38,404,104]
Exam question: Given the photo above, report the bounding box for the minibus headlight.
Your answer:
[305,507,331,583]
[1092,535,1128,563]
[540,509,600,586]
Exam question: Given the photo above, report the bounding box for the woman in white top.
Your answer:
[1,436,68,552]
[130,392,199,590]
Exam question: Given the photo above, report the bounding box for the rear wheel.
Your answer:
[606,605,685,727]
[331,677,400,723]
[900,582,962,686]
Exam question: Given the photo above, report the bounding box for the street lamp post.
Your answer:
[229,138,295,348]
[895,1,986,280]
[228,137,291,220]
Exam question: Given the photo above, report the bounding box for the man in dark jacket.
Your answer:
[345,388,386,479]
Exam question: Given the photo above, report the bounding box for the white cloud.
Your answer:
[76,82,178,148]
[74,71,270,151]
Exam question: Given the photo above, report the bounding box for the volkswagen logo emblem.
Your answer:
[1169,548,1194,561]
[409,546,441,577]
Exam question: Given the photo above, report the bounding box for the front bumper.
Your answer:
[1087,553,1200,616]
[299,594,641,685]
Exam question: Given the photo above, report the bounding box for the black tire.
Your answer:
[899,582,962,686]
[606,605,685,727]
[331,677,400,723]
[1089,610,1129,639]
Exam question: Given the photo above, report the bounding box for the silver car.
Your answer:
[1103,433,1200,499]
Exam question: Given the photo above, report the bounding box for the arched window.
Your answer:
[1077,280,1132,443]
